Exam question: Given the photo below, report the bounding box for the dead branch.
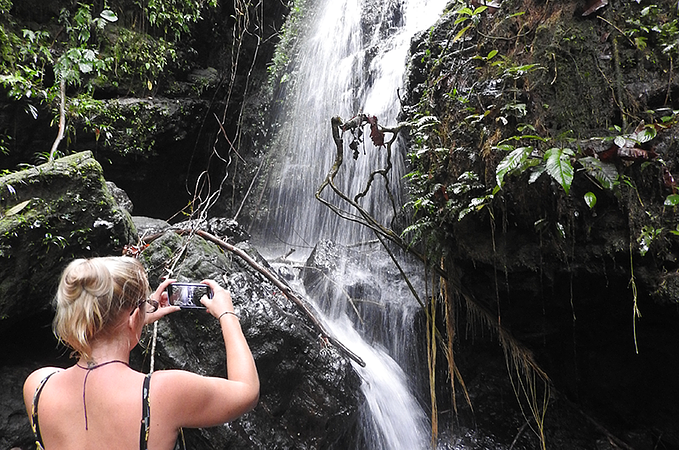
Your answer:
[141,228,366,367]
[316,116,416,255]
[48,78,66,162]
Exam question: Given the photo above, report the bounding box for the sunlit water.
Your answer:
[257,0,448,448]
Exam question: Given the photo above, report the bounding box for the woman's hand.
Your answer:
[144,278,181,324]
[199,279,234,319]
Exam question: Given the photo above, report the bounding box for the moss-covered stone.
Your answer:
[0,151,137,330]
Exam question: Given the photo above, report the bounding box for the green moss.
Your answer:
[267,0,310,89]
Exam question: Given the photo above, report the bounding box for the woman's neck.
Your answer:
[79,338,131,367]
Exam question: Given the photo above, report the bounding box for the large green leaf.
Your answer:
[495,146,532,187]
[578,156,616,190]
[544,147,574,195]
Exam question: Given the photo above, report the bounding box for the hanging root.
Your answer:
[465,296,550,450]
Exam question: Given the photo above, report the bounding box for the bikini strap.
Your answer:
[31,370,60,450]
[140,372,152,450]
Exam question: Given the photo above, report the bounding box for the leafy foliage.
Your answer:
[142,0,217,41]
[0,0,217,161]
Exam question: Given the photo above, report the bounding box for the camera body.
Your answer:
[166,282,212,309]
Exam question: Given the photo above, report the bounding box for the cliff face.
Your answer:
[402,0,679,447]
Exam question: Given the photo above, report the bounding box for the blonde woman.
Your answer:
[23,256,259,450]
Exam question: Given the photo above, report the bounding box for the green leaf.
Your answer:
[496,146,532,187]
[455,7,474,16]
[614,136,627,148]
[632,126,656,143]
[5,199,31,216]
[584,192,597,209]
[494,143,515,152]
[638,225,662,256]
[544,147,574,195]
[100,10,118,22]
[452,24,471,43]
[529,165,545,184]
[79,61,93,73]
[579,156,616,190]
[412,115,440,129]
[664,193,679,206]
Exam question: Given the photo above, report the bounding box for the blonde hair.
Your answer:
[53,256,150,360]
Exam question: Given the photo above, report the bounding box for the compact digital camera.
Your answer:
[166,282,213,309]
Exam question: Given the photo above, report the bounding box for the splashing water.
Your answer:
[327,316,430,450]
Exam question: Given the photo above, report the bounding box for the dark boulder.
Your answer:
[138,231,364,449]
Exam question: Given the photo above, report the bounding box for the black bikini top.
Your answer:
[30,362,153,450]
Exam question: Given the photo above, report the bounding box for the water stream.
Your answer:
[257,0,448,448]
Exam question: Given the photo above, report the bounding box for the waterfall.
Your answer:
[259,0,447,251]
[258,0,448,448]
[326,316,430,449]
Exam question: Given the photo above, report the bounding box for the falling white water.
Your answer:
[327,316,430,450]
[260,0,448,252]
[259,0,448,449]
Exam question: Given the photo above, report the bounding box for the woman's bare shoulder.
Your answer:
[147,368,211,388]
[23,366,64,412]
[24,367,63,390]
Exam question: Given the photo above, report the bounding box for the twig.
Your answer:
[234,156,265,221]
[213,112,246,163]
[596,15,636,48]
[509,421,529,450]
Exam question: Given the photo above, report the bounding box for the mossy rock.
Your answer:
[0,151,137,331]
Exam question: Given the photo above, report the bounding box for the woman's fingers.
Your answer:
[199,279,233,318]
[145,304,181,324]
[154,278,177,307]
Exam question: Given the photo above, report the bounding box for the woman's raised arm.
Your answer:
[154,280,259,428]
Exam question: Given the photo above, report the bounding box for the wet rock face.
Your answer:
[401,0,679,447]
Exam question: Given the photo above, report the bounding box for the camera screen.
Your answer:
[167,283,212,309]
